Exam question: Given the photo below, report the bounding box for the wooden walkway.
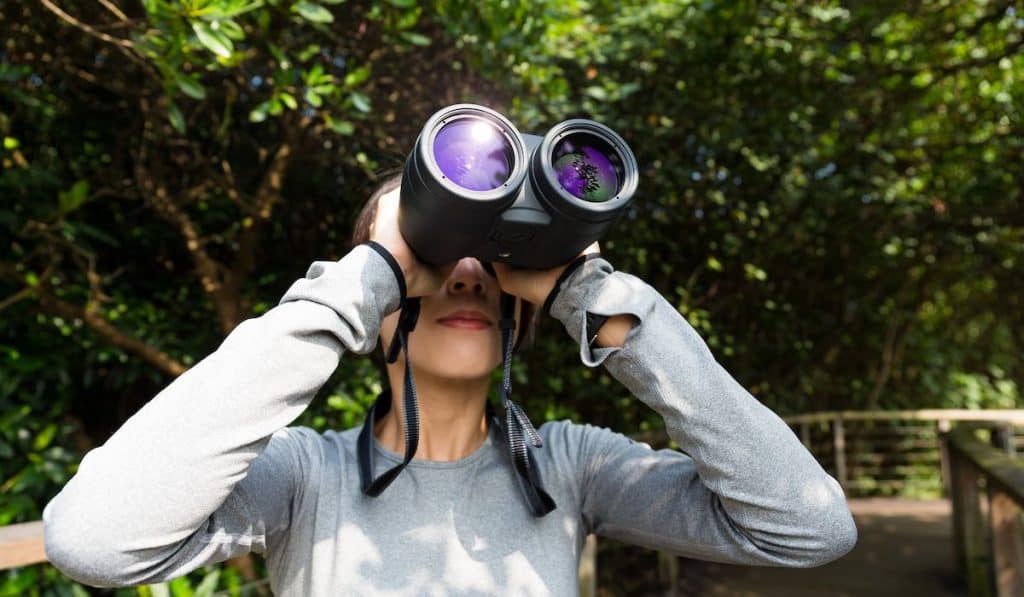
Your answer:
[673,498,967,596]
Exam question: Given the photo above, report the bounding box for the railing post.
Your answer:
[832,415,847,491]
[950,439,995,597]
[988,487,1024,597]
[938,419,952,497]
[991,424,1015,457]
[578,533,597,597]
[657,551,679,596]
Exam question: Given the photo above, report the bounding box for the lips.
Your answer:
[437,309,493,330]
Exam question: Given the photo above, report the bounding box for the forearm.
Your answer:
[43,245,399,571]
[592,313,637,348]
[550,258,856,565]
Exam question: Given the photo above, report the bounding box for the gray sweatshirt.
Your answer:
[42,245,857,596]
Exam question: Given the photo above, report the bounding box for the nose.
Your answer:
[446,258,488,297]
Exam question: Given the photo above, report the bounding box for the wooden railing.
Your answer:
[947,423,1024,597]
[3,408,1023,597]
[784,409,1024,497]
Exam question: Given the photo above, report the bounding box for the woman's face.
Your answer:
[379,257,519,381]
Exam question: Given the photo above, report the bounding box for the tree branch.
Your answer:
[97,0,128,21]
[39,0,135,48]
[40,292,188,376]
[0,260,187,377]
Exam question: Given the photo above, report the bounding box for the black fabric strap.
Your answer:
[358,297,421,497]
[542,253,602,315]
[356,239,420,497]
[497,291,556,517]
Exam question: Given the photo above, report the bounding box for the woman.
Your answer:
[43,173,857,595]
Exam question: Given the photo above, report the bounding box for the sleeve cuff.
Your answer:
[276,244,404,354]
[548,257,657,368]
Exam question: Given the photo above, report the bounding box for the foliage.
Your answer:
[1,0,1021,593]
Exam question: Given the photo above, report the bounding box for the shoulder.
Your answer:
[261,425,342,475]
[539,419,653,454]
[537,419,656,476]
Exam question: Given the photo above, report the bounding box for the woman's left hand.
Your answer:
[491,241,601,306]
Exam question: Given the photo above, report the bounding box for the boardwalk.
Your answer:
[677,498,966,596]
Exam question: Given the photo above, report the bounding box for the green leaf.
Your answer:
[194,569,221,597]
[58,180,90,213]
[3,136,18,150]
[328,118,354,135]
[279,92,298,109]
[294,2,334,23]
[249,101,270,123]
[214,0,265,18]
[584,86,608,100]
[267,42,289,68]
[217,19,245,40]
[387,0,415,7]
[33,424,57,451]
[168,102,186,133]
[168,576,193,597]
[297,43,321,61]
[350,92,371,112]
[343,65,370,87]
[176,75,207,100]
[400,32,431,47]
[616,82,641,99]
[305,63,327,84]
[304,89,322,107]
[192,21,233,57]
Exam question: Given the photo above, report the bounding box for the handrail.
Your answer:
[949,426,1024,506]
[0,521,44,570]
[783,409,1024,425]
[946,425,1024,597]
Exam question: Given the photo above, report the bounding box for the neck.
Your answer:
[375,362,490,461]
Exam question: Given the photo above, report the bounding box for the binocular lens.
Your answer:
[432,118,514,192]
[551,133,623,202]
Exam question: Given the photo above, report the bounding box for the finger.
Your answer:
[490,262,518,290]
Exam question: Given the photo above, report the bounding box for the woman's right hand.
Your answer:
[370,187,455,298]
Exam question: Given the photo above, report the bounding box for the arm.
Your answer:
[548,257,857,567]
[42,245,401,586]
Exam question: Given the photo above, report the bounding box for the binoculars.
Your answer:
[398,104,639,270]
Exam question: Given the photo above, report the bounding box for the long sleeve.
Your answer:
[42,244,402,587]
[547,257,857,567]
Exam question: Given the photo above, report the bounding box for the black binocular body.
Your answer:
[398,104,639,270]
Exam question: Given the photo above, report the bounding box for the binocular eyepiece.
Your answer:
[399,104,638,270]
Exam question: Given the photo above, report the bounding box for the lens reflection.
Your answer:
[552,135,621,202]
[433,119,512,192]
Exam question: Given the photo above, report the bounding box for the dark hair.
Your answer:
[351,171,537,355]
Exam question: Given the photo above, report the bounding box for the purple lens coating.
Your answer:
[552,135,621,202]
[432,119,512,192]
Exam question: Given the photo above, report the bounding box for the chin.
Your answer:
[414,340,501,381]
